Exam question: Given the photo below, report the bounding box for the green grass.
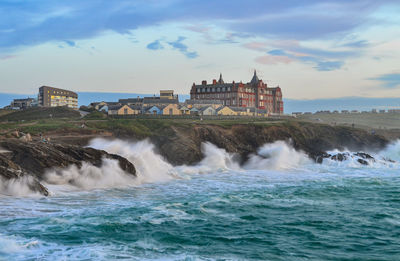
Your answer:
[83,111,107,120]
[0,106,81,122]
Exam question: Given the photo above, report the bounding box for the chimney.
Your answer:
[202,80,207,85]
[213,79,217,84]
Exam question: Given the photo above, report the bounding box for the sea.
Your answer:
[1,139,400,260]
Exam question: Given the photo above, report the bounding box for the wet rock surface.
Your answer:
[0,140,136,196]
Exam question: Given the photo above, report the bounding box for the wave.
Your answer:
[89,138,176,183]
[0,176,42,197]
[44,158,137,191]
[244,140,311,170]
[177,142,241,174]
[320,139,400,169]
[4,138,399,196]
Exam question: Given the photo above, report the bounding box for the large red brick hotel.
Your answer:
[190,71,283,114]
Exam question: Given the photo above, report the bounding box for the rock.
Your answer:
[331,153,347,161]
[0,140,136,196]
[354,152,374,160]
[12,130,19,138]
[357,159,369,165]
[0,153,49,196]
[140,122,389,166]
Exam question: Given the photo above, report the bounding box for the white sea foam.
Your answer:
[89,138,176,183]
[177,142,241,174]
[380,139,400,162]
[3,139,399,197]
[321,140,400,169]
[45,158,137,190]
[244,140,311,170]
[0,176,41,197]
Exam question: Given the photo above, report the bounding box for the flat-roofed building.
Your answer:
[38,86,78,109]
[10,98,36,109]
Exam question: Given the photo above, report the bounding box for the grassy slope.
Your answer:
[297,112,400,130]
[0,108,399,142]
[0,107,80,122]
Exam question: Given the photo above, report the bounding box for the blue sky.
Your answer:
[0,0,399,99]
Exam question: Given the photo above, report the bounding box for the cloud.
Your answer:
[0,55,17,60]
[64,40,76,47]
[248,42,353,71]
[255,55,293,65]
[268,49,288,56]
[314,61,344,71]
[370,73,400,88]
[167,36,198,59]
[341,40,369,48]
[146,40,163,50]
[0,0,397,51]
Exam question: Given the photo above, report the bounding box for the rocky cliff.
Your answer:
[0,121,390,196]
[147,122,389,165]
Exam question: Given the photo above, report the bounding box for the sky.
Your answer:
[0,0,400,99]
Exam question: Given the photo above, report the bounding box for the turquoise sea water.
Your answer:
[1,140,399,260]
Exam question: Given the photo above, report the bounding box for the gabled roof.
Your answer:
[99,105,108,110]
[145,105,161,111]
[129,105,142,110]
[199,106,215,112]
[216,106,233,112]
[108,105,124,111]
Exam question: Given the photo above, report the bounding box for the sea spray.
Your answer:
[177,142,241,174]
[45,158,137,190]
[321,140,400,169]
[0,176,41,197]
[89,138,176,183]
[244,140,311,170]
[380,139,400,162]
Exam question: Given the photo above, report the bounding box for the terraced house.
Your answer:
[190,71,283,114]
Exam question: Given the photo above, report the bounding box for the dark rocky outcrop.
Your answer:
[317,151,384,165]
[141,122,389,166]
[0,140,136,196]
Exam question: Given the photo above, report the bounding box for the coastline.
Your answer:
[1,117,395,196]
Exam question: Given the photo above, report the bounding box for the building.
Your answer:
[38,86,78,109]
[190,71,283,114]
[161,104,180,115]
[108,105,140,115]
[145,105,162,115]
[199,106,216,116]
[185,99,223,109]
[231,107,267,116]
[10,98,36,110]
[179,105,190,115]
[119,91,179,107]
[160,90,177,100]
[216,106,236,116]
